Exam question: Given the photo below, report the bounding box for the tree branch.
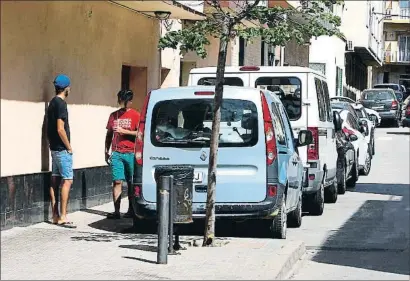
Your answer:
[233,0,262,24]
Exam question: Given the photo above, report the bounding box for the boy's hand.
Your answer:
[105,152,111,165]
[114,126,126,135]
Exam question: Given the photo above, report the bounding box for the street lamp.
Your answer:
[154,11,171,20]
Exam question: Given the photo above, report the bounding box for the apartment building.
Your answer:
[309,2,346,98]
[373,0,410,92]
[339,0,385,100]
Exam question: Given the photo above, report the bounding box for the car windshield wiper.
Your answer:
[159,138,208,145]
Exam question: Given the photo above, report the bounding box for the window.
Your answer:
[271,103,287,146]
[398,35,410,62]
[197,77,244,86]
[315,78,326,122]
[278,104,296,151]
[362,90,395,100]
[336,66,343,96]
[347,114,360,131]
[151,99,258,148]
[255,77,302,121]
[309,63,326,75]
[322,81,332,122]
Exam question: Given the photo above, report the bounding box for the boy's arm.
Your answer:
[56,102,72,152]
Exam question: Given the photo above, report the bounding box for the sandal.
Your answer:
[57,221,77,229]
[107,212,121,219]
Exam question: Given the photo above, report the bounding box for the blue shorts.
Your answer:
[51,150,74,180]
[110,151,135,182]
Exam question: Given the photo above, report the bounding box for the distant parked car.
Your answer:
[330,96,356,103]
[351,103,375,156]
[359,88,401,127]
[401,95,410,128]
[363,107,381,127]
[373,83,404,103]
[132,86,313,239]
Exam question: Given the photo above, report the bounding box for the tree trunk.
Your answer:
[203,31,230,247]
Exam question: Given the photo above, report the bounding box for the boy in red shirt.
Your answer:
[105,90,140,219]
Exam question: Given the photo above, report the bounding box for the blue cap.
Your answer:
[53,74,71,89]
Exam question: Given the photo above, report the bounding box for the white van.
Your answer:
[188,66,339,215]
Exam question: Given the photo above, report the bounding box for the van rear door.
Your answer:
[142,89,267,204]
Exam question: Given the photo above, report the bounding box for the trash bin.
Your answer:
[155,165,194,224]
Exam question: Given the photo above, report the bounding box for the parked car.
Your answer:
[351,103,376,156]
[363,107,381,127]
[333,107,372,177]
[402,102,410,128]
[400,95,410,127]
[330,96,356,103]
[373,83,404,103]
[132,86,312,239]
[333,109,356,194]
[360,88,401,127]
[188,66,341,214]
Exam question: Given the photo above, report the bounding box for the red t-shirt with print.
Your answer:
[106,108,140,153]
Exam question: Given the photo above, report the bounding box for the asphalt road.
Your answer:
[289,127,410,280]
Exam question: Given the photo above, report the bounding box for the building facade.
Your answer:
[372,0,410,92]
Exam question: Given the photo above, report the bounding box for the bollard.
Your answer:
[168,176,177,255]
[157,176,170,264]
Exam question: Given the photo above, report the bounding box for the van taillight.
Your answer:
[307,127,319,160]
[260,91,277,165]
[391,100,398,110]
[135,92,151,166]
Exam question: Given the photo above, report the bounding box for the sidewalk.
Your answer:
[1,199,305,280]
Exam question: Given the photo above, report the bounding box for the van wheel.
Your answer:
[325,180,338,203]
[346,159,358,188]
[272,198,287,239]
[309,183,324,216]
[288,194,302,228]
[359,148,372,176]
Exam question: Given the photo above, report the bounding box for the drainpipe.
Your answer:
[280,46,285,66]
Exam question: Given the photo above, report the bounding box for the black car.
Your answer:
[335,127,357,194]
[359,88,401,127]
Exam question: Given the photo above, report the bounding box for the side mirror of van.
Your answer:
[333,111,342,132]
[296,130,313,147]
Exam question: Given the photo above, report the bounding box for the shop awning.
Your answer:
[111,0,206,20]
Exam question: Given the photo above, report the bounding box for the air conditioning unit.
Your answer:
[347,40,354,52]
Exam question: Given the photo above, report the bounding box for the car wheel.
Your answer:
[359,148,372,176]
[288,193,302,228]
[272,197,287,239]
[325,179,338,203]
[309,183,324,216]
[337,161,347,195]
[346,155,358,188]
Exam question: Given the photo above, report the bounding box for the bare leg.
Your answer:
[113,180,122,214]
[50,176,61,223]
[58,179,73,223]
[124,181,134,217]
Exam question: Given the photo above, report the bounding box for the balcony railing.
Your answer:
[385,8,410,20]
[400,8,410,18]
[384,50,410,63]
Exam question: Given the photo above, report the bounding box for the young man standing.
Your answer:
[47,74,76,228]
[105,89,140,219]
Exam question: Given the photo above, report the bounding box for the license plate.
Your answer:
[193,172,203,183]
[372,106,384,111]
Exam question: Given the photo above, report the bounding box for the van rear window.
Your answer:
[151,99,258,148]
[197,77,244,86]
[255,77,302,121]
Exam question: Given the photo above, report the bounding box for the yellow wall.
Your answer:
[1,1,160,176]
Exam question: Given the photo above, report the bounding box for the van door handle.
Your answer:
[279,151,287,154]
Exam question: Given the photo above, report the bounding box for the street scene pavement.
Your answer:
[1,127,409,280]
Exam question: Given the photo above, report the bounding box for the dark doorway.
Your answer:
[239,37,245,66]
[383,72,390,83]
[121,65,131,90]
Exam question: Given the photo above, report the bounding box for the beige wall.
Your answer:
[285,39,310,68]
[1,1,160,177]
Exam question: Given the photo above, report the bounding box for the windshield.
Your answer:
[331,102,347,110]
[355,109,365,118]
[255,77,302,120]
[151,99,258,147]
[362,90,395,100]
[374,84,400,91]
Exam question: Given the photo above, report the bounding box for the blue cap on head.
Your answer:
[53,74,71,89]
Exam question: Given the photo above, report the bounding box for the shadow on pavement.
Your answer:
[122,256,158,265]
[311,183,410,276]
[348,183,409,197]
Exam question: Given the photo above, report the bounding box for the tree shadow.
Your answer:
[348,183,409,197]
[310,183,410,276]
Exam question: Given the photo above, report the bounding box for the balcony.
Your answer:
[384,8,410,23]
[384,50,410,64]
